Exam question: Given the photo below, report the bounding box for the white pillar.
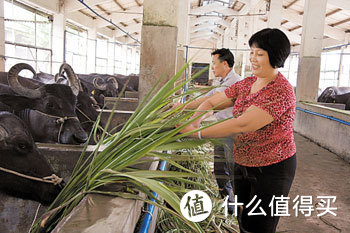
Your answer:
[52,12,65,73]
[296,0,327,102]
[139,0,179,103]
[267,0,283,28]
[87,27,97,74]
[0,0,5,71]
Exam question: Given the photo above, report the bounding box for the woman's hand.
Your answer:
[177,123,199,138]
[170,102,185,111]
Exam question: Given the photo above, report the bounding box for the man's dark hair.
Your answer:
[211,48,235,68]
[249,28,291,68]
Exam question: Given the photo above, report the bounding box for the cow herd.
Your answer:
[0,63,139,205]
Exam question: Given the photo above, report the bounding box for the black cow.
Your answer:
[0,63,88,144]
[76,74,119,107]
[0,111,63,205]
[317,86,350,102]
[323,92,350,110]
[38,64,104,136]
[77,73,138,107]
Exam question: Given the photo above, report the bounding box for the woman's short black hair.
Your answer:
[211,48,235,68]
[249,28,291,68]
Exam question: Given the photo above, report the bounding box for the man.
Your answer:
[176,48,242,211]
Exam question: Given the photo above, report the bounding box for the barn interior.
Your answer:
[0,0,349,233]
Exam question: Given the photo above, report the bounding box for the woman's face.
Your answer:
[249,44,275,78]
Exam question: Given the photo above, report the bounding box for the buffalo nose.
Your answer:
[58,179,66,189]
[74,131,88,143]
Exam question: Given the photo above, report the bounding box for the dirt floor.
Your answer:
[276,133,350,233]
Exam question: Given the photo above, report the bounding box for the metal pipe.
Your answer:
[138,160,167,233]
[183,45,189,103]
[77,0,140,44]
[296,107,350,126]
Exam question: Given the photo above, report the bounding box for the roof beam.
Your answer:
[65,0,111,13]
[190,2,238,16]
[329,17,350,27]
[191,24,217,33]
[66,11,96,29]
[96,4,110,15]
[326,8,342,17]
[211,27,225,35]
[282,8,345,42]
[239,0,263,15]
[327,0,350,11]
[117,33,141,44]
[284,0,298,9]
[134,0,142,7]
[95,6,142,28]
[113,0,126,11]
[190,16,230,28]
[114,23,141,37]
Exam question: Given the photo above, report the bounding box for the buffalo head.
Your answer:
[0,111,64,205]
[0,63,88,144]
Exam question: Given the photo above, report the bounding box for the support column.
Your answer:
[87,27,97,74]
[0,0,5,71]
[139,0,179,103]
[267,0,283,28]
[52,12,65,73]
[296,0,327,102]
[176,0,190,89]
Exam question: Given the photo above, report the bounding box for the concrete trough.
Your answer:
[316,102,346,110]
[52,161,159,233]
[98,109,134,133]
[104,97,138,111]
[124,91,138,98]
[0,142,157,233]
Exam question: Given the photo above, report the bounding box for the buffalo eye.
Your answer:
[47,102,54,108]
[16,143,31,154]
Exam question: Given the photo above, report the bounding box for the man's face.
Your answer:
[211,54,226,78]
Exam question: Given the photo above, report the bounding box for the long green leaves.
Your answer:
[30,63,217,232]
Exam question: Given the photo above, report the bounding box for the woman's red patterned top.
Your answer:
[224,72,296,167]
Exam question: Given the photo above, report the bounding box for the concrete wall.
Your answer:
[294,102,350,163]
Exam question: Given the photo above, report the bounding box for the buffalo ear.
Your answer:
[0,95,34,111]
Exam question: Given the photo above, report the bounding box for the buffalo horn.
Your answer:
[58,63,81,95]
[107,77,119,90]
[7,63,42,98]
[93,77,107,91]
[0,125,8,141]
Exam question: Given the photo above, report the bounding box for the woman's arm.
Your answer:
[190,92,234,126]
[182,104,274,138]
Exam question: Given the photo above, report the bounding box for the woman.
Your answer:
[180,28,296,233]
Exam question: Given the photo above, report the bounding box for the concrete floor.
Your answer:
[277,133,350,233]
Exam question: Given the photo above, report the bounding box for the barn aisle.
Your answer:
[277,133,350,233]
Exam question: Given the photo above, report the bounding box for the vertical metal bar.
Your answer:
[63,30,66,63]
[138,160,167,233]
[182,45,189,103]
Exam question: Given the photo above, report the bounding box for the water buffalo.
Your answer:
[77,73,119,107]
[38,64,104,135]
[323,92,350,110]
[76,73,138,107]
[317,86,350,102]
[0,111,64,205]
[0,63,88,144]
